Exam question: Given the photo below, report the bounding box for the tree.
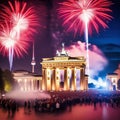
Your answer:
[2,69,14,92]
[0,68,4,96]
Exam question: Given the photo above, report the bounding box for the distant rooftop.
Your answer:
[13,70,41,76]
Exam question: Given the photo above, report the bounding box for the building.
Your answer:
[13,43,88,91]
[13,43,42,91]
[106,64,120,90]
[13,70,42,91]
[41,43,88,91]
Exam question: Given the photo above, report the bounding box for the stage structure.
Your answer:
[41,43,88,91]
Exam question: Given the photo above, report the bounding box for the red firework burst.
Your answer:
[0,0,39,57]
[58,0,112,35]
[1,1,39,35]
[0,21,29,57]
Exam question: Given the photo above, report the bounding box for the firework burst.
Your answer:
[58,0,112,35]
[0,22,29,56]
[58,0,112,75]
[0,1,39,70]
[0,1,39,39]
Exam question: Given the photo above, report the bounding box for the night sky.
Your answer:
[0,0,120,77]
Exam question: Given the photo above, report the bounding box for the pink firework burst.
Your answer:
[0,1,39,70]
[58,0,112,35]
[58,0,112,76]
[0,1,39,39]
[0,21,30,70]
[0,21,29,57]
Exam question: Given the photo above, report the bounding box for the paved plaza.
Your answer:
[0,103,120,120]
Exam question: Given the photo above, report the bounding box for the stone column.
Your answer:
[64,68,70,90]
[36,80,38,90]
[31,79,34,91]
[84,75,88,90]
[42,68,46,90]
[34,79,36,90]
[35,80,36,90]
[46,68,51,91]
[80,68,85,90]
[39,79,42,91]
[55,68,60,91]
[51,69,55,91]
[24,79,27,91]
[71,68,76,91]
[29,79,31,91]
[33,79,35,90]
[28,79,30,91]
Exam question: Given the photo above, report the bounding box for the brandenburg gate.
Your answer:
[41,43,88,91]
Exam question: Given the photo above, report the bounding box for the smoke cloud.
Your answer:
[65,41,108,83]
[6,90,51,100]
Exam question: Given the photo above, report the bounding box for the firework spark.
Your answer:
[1,1,39,38]
[58,0,112,35]
[66,41,108,86]
[0,21,30,70]
[58,0,112,75]
[0,1,39,70]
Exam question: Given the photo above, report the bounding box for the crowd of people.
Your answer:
[33,90,120,112]
[0,90,120,115]
[0,98,19,117]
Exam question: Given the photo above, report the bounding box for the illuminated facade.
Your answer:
[41,43,88,91]
[106,73,119,90]
[106,65,120,90]
[13,70,42,91]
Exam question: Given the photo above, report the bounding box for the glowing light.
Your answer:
[58,0,112,35]
[66,42,108,75]
[66,41,108,86]
[0,1,39,70]
[4,39,15,48]
[80,9,94,24]
[13,16,29,39]
[1,1,39,38]
[58,0,112,76]
[96,78,107,88]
